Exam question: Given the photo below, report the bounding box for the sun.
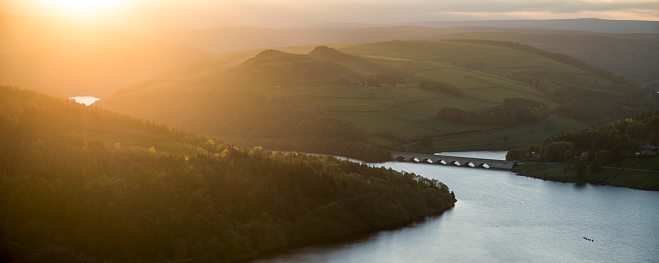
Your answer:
[39,0,130,17]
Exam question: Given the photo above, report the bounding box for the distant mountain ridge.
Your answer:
[121,18,658,87]
[320,18,659,34]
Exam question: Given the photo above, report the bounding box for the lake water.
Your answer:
[70,96,100,106]
[251,152,659,262]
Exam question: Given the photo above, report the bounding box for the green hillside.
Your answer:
[97,40,657,157]
[437,31,659,87]
[226,49,361,84]
[125,22,658,90]
[0,86,455,262]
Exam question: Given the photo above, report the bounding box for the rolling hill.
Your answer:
[224,49,361,84]
[97,40,658,156]
[405,18,659,34]
[436,31,659,88]
[121,20,659,89]
[0,86,455,262]
[0,13,210,97]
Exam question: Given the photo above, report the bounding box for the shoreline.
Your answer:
[512,163,659,191]
[245,206,454,262]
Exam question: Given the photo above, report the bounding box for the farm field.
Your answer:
[616,155,659,171]
[263,83,391,98]
[425,116,588,152]
[324,111,437,138]
[98,40,652,156]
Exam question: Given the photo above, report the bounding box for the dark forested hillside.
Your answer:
[541,111,659,163]
[508,111,659,190]
[0,87,455,262]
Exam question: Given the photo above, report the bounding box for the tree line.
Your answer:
[507,111,659,164]
[541,110,659,163]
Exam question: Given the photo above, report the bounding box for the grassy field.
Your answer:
[263,83,390,98]
[616,155,659,171]
[424,116,587,151]
[420,120,493,134]
[383,87,441,102]
[261,81,504,136]
[234,41,599,143]
[99,40,629,153]
[389,98,498,120]
[413,67,477,80]
[325,111,437,138]
[448,76,498,89]
[463,87,553,105]
[512,163,659,191]
[290,96,396,111]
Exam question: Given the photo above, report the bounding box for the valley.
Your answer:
[97,40,654,160]
[2,11,658,263]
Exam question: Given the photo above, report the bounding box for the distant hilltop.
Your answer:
[315,18,659,34]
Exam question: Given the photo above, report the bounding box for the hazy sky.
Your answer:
[3,0,658,28]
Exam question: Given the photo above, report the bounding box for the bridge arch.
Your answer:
[389,151,513,170]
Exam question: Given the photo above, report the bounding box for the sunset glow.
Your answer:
[2,0,656,29]
[37,0,131,17]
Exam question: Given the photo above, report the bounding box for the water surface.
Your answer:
[70,96,100,106]
[252,152,659,262]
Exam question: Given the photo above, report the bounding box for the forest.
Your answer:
[507,111,659,164]
[0,87,456,262]
[541,111,659,163]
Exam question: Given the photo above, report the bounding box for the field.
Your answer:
[616,155,659,171]
[99,40,629,152]
[419,116,588,152]
[324,111,437,138]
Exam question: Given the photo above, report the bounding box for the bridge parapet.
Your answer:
[391,151,515,170]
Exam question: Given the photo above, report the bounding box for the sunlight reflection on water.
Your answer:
[70,96,100,106]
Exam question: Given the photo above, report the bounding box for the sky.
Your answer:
[3,0,658,29]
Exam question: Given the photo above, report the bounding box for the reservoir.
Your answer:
[251,152,659,262]
[70,96,100,106]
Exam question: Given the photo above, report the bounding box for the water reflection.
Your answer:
[574,183,587,190]
[70,96,100,106]
[252,154,659,263]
